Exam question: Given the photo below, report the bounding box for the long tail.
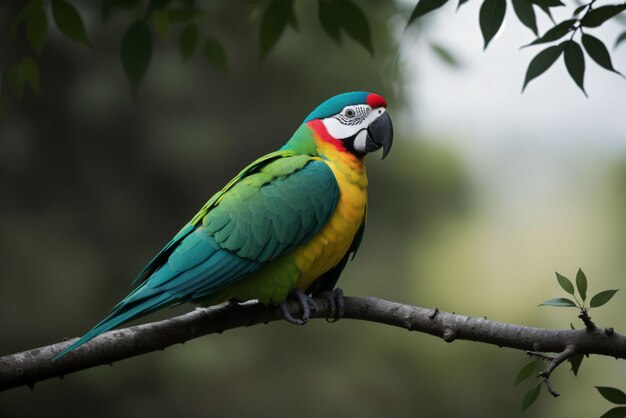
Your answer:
[53,292,178,360]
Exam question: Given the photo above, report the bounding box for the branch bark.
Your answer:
[2,296,625,392]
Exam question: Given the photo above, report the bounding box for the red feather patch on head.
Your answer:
[367,93,387,109]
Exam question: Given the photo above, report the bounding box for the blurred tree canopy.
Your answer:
[2,0,626,107]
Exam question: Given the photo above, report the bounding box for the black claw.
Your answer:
[280,301,306,325]
[321,292,337,318]
[280,289,318,325]
[319,288,344,323]
[335,288,345,319]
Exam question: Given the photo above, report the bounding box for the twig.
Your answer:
[536,345,578,397]
[1,297,626,392]
[526,351,554,361]
[579,308,596,330]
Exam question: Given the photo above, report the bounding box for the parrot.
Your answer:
[55,91,393,359]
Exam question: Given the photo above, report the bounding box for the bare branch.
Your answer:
[1,296,626,392]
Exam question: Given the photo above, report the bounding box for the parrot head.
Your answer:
[284,91,394,160]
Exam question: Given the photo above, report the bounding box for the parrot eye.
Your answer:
[333,105,368,126]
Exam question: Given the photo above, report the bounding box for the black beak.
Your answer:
[364,111,393,160]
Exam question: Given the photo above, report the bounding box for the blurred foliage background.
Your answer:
[1,1,625,417]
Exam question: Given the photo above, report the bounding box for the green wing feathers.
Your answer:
[204,155,339,261]
[132,150,291,286]
[56,153,340,359]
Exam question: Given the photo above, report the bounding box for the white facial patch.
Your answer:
[322,106,387,140]
[353,130,369,153]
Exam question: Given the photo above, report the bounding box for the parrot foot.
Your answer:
[279,289,319,325]
[318,288,345,322]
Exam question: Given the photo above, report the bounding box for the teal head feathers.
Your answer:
[283,91,393,160]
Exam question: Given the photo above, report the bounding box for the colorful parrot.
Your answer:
[55,91,393,359]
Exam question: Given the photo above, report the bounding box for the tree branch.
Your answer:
[2,296,626,392]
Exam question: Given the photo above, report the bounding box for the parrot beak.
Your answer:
[365,111,393,160]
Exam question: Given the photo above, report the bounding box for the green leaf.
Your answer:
[316,0,372,53]
[26,10,48,55]
[318,0,342,43]
[7,66,25,101]
[204,37,228,72]
[522,383,541,412]
[582,34,622,75]
[616,32,626,49]
[600,407,626,418]
[575,268,588,301]
[581,4,626,28]
[568,353,583,376]
[556,272,575,295]
[597,387,626,404]
[179,24,197,62]
[334,0,373,54]
[11,0,44,37]
[514,361,538,386]
[479,0,506,49]
[20,57,39,93]
[537,4,555,23]
[259,0,295,58]
[430,43,461,67]
[522,44,563,91]
[408,0,449,25]
[590,289,619,308]
[512,0,537,35]
[152,9,170,42]
[121,21,152,94]
[573,4,587,15]
[524,19,575,47]
[51,0,90,46]
[563,40,586,96]
[538,297,577,307]
[529,0,563,7]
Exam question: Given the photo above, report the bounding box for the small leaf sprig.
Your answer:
[539,268,619,315]
[516,268,620,413]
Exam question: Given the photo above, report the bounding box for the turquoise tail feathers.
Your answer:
[53,292,178,360]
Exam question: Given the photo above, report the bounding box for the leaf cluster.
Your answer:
[405,0,626,94]
[3,0,626,106]
[258,0,375,58]
[114,0,228,94]
[6,0,88,101]
[515,268,620,414]
[4,0,377,99]
[539,269,618,309]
